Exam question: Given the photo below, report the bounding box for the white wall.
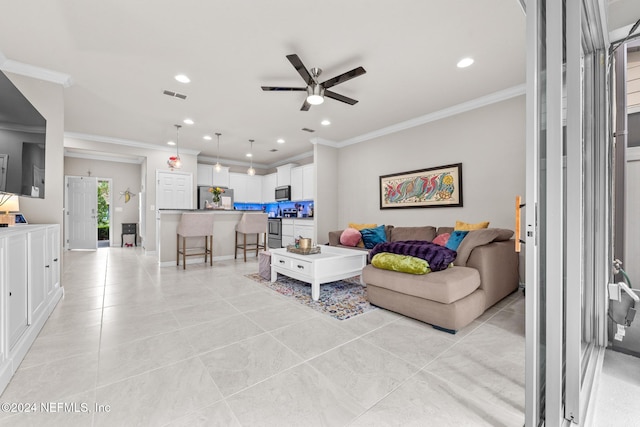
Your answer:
[64,157,142,246]
[4,73,65,227]
[333,95,525,231]
[314,143,339,244]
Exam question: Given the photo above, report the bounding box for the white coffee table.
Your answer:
[270,245,367,301]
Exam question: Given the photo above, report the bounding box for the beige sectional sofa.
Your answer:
[328,226,519,332]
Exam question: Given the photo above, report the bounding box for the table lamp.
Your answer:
[0,194,20,226]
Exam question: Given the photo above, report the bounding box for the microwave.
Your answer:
[275,185,291,201]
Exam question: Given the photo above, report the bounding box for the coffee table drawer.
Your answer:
[272,254,312,274]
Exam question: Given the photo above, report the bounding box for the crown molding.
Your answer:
[310,137,339,148]
[65,132,201,156]
[340,84,526,147]
[199,149,314,170]
[0,123,46,134]
[0,52,73,88]
[64,148,144,164]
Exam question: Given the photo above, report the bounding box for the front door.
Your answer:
[65,176,98,250]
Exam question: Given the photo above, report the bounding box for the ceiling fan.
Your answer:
[261,54,366,111]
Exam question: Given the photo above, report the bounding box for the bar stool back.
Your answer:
[235,213,268,262]
[176,213,215,269]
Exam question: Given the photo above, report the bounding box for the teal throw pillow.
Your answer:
[445,230,469,251]
[360,225,387,249]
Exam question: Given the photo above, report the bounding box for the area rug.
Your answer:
[245,273,378,320]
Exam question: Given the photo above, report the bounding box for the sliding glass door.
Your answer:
[525,1,610,425]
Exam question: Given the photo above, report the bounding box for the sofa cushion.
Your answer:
[348,223,378,247]
[390,226,436,242]
[362,264,481,304]
[453,228,514,266]
[371,253,430,275]
[445,230,469,251]
[339,228,362,247]
[455,220,490,231]
[437,226,454,235]
[369,240,456,271]
[361,225,387,249]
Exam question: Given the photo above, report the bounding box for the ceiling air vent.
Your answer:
[270,149,278,152]
[163,90,187,100]
[301,127,315,133]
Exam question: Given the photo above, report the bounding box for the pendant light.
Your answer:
[167,124,182,170]
[247,139,255,176]
[214,132,222,172]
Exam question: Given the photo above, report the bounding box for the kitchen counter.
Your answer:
[156,210,263,266]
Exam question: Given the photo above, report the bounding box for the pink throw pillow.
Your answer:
[340,228,362,247]
[432,233,451,246]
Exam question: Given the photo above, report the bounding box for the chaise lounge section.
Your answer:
[329,226,519,332]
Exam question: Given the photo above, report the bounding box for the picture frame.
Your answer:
[379,163,463,209]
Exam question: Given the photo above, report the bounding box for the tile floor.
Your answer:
[0,247,525,426]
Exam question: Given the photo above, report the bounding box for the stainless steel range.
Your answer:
[268,217,282,248]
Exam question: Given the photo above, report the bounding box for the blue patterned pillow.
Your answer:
[360,225,388,249]
[445,230,469,251]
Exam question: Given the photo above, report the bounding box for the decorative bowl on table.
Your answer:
[286,245,321,255]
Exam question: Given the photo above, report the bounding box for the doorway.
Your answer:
[97,179,112,248]
[65,175,98,250]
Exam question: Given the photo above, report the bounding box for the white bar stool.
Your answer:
[235,213,268,262]
[176,213,215,269]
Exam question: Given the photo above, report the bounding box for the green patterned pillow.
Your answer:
[371,252,430,275]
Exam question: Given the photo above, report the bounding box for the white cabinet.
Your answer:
[276,163,297,187]
[290,164,315,201]
[197,164,230,187]
[282,219,315,247]
[230,173,262,203]
[302,164,315,200]
[262,173,277,203]
[28,228,47,321]
[197,164,213,186]
[5,233,28,349]
[0,225,63,395]
[291,166,303,201]
[282,219,295,247]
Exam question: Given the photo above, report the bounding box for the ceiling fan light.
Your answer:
[307,94,324,105]
[306,85,324,105]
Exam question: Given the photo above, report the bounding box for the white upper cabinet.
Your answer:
[276,163,297,187]
[197,164,213,186]
[230,173,262,203]
[291,164,315,201]
[197,164,230,187]
[212,166,230,188]
[262,173,277,203]
[246,175,262,203]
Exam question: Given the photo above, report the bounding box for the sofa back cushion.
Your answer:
[390,226,436,242]
[453,228,514,266]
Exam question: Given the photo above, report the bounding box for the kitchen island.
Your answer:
[156,209,263,266]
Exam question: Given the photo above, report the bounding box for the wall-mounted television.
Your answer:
[0,70,46,199]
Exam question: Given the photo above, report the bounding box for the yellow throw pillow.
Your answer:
[455,220,490,231]
[348,223,377,247]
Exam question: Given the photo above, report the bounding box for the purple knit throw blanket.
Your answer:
[369,240,457,272]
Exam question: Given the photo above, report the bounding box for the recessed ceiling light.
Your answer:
[246,153,252,158]
[457,57,474,68]
[321,119,331,126]
[167,141,176,146]
[175,74,190,83]
[203,135,212,140]
[277,138,285,144]
[183,118,194,125]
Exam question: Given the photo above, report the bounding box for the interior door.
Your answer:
[156,170,192,209]
[65,176,98,250]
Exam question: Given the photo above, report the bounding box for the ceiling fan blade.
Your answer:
[300,99,311,111]
[321,66,366,89]
[325,90,358,105]
[286,54,315,86]
[261,86,307,91]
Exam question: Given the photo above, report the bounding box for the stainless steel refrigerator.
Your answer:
[197,186,234,209]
